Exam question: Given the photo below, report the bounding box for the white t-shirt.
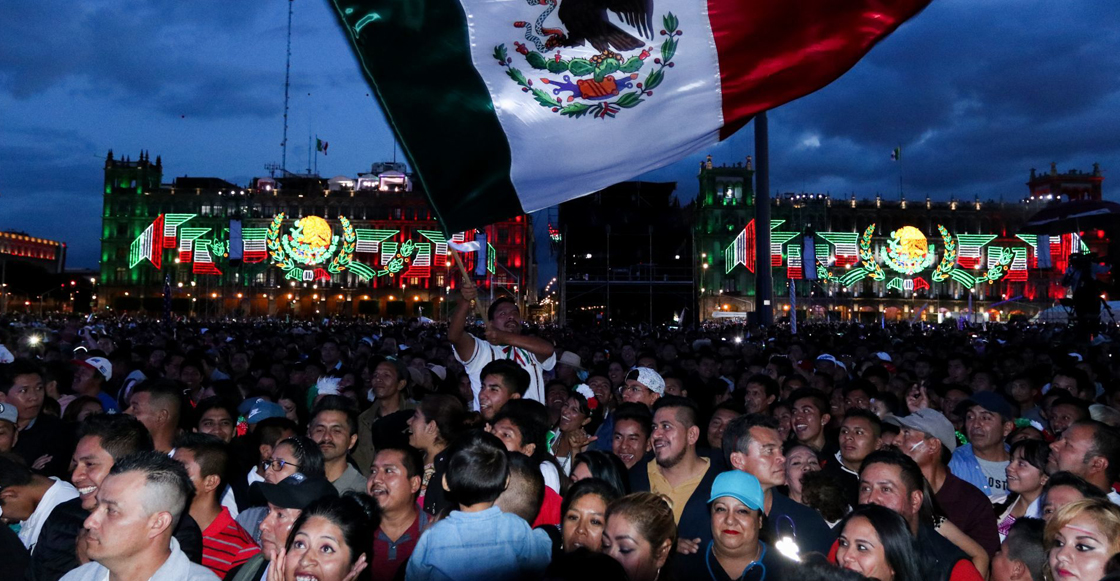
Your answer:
[540,461,560,493]
[19,478,80,553]
[456,335,556,409]
[976,457,1010,498]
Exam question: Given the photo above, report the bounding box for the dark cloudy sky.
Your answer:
[2,0,1118,284]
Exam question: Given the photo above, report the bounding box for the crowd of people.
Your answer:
[1,282,1120,581]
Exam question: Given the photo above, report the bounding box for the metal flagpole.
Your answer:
[755,111,773,327]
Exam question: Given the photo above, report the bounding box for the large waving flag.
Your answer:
[330,0,931,231]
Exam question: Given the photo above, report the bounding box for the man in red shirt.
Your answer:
[173,433,259,578]
[368,446,429,580]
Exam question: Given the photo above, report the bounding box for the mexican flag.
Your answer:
[330,0,931,232]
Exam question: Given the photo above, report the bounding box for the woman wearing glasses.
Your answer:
[236,436,326,545]
[264,436,325,483]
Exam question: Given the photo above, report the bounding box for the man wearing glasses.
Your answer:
[620,367,666,409]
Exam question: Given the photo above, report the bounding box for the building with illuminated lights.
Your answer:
[98,151,535,318]
[694,159,1111,323]
[0,231,70,314]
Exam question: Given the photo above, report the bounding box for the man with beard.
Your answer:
[307,396,365,495]
[450,283,555,407]
[629,396,718,556]
[722,413,836,555]
[1047,419,1120,504]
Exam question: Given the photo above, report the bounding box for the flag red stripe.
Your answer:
[706,0,932,139]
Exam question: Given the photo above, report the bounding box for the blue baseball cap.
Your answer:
[955,391,1015,423]
[708,470,764,510]
[244,399,287,425]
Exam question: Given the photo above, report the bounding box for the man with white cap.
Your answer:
[896,408,1000,557]
[620,367,665,409]
[71,356,117,413]
[0,402,18,453]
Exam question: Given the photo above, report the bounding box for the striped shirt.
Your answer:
[201,507,260,578]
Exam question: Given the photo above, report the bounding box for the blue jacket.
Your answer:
[949,443,1009,498]
[405,506,551,581]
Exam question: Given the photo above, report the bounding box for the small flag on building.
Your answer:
[891,147,901,161]
[329,0,932,233]
[316,138,329,155]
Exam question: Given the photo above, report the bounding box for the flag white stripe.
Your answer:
[458,0,725,212]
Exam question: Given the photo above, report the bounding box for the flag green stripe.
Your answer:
[329,0,522,234]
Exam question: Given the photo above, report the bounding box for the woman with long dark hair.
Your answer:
[997,439,1050,539]
[836,504,922,581]
[570,450,629,497]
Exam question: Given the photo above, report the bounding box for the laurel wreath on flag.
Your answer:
[495,12,681,119]
[858,224,887,281]
[327,217,357,274]
[931,225,957,282]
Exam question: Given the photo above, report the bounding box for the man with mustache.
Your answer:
[367,447,428,581]
[307,396,365,495]
[629,396,718,556]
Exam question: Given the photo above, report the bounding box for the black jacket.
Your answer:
[26,497,205,581]
[14,414,75,479]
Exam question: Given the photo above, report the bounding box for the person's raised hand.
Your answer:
[341,553,368,581]
[567,431,597,454]
[267,548,287,581]
[460,281,478,302]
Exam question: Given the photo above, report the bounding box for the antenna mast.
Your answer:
[281,0,294,172]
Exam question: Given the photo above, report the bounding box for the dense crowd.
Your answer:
[1,283,1120,581]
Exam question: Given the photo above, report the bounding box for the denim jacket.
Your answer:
[405,506,551,581]
[948,442,1009,498]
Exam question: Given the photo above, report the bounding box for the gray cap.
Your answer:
[895,408,958,453]
[0,402,16,425]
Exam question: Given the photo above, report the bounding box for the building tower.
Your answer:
[101,150,163,290]
[694,155,754,320]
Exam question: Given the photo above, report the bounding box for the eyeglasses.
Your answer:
[261,458,300,472]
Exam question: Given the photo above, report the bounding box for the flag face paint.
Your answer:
[330,0,932,232]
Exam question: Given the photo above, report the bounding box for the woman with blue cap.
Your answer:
[680,470,793,581]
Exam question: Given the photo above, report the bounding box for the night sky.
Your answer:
[2,1,1118,286]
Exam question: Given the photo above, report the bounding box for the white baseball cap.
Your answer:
[0,402,17,425]
[626,367,665,396]
[74,356,113,381]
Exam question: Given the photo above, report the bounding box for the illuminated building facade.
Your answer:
[99,151,535,318]
[696,159,1110,323]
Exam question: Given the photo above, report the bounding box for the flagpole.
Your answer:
[897,144,903,202]
[314,135,319,176]
[449,248,486,318]
[755,111,773,327]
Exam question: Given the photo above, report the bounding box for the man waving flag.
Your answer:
[330,0,931,232]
